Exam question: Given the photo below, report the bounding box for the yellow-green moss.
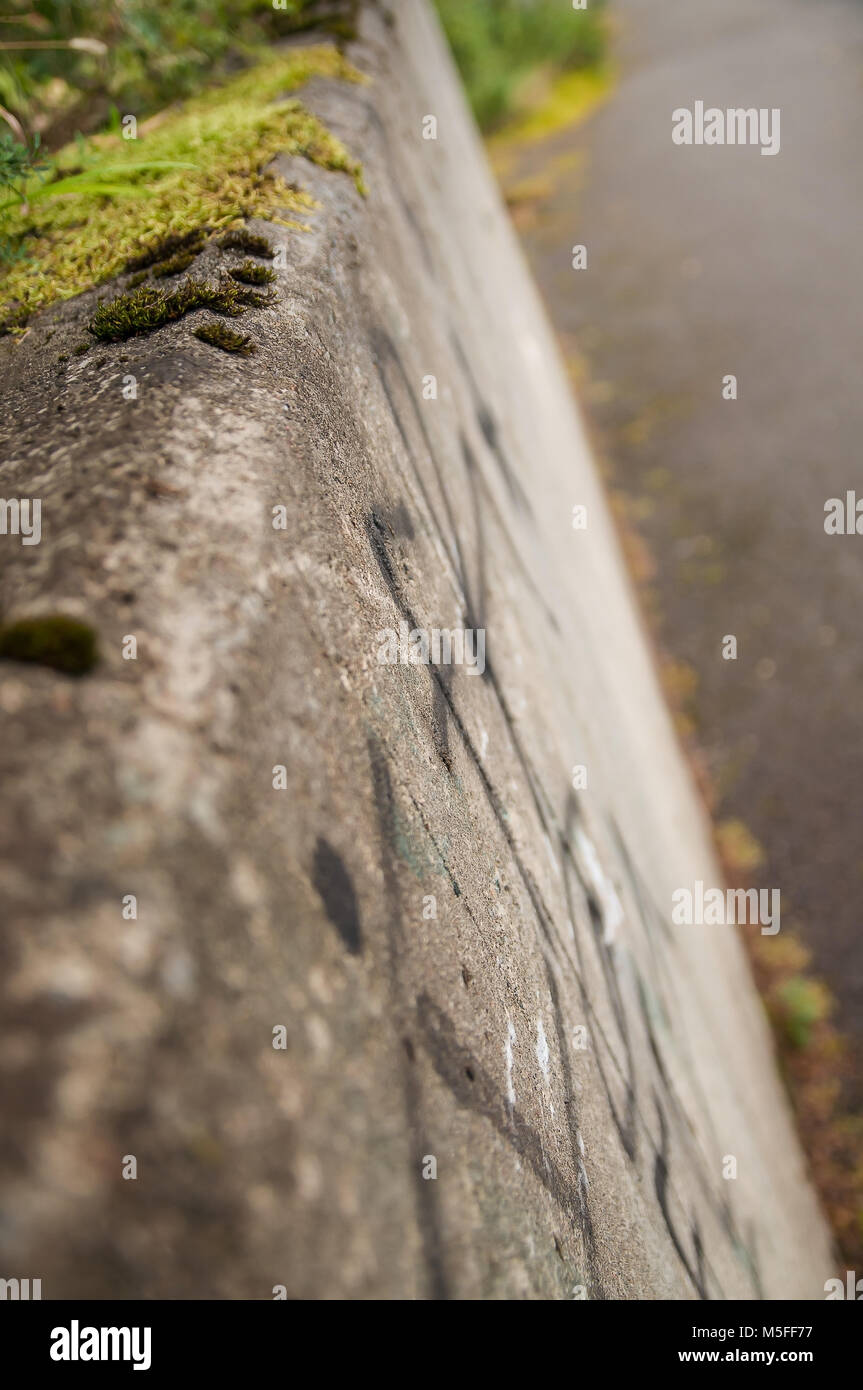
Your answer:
[0,615,98,675]
[0,47,366,332]
[488,64,615,156]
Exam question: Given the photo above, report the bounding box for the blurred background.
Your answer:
[434,0,863,1265]
[2,0,861,1266]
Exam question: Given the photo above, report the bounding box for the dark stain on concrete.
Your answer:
[313,837,362,955]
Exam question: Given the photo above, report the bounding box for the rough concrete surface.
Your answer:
[0,0,835,1298]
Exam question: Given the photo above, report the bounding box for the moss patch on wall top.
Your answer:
[0,616,98,675]
[0,46,366,332]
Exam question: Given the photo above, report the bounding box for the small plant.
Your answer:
[0,130,49,206]
[0,130,49,262]
[218,228,274,258]
[194,321,255,354]
[0,615,98,675]
[228,258,276,286]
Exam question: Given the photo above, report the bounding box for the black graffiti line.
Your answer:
[367,513,741,1297]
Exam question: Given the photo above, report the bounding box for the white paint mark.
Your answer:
[536,1016,551,1081]
[505,1019,517,1107]
[575,826,624,944]
[520,332,542,367]
[543,831,561,878]
[478,726,489,761]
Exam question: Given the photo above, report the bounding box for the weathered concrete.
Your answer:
[0,0,834,1298]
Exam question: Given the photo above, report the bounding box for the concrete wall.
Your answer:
[0,0,833,1297]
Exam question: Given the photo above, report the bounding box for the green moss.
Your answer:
[123,228,211,281]
[0,615,98,675]
[194,321,256,355]
[218,229,275,258]
[152,250,199,278]
[89,275,274,342]
[72,341,90,354]
[228,259,276,286]
[0,47,366,332]
[124,228,210,273]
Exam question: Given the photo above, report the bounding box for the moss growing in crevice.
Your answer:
[123,227,211,281]
[124,228,211,274]
[89,275,274,342]
[0,47,365,332]
[218,229,275,258]
[228,259,277,286]
[0,615,98,675]
[152,250,199,278]
[194,321,256,355]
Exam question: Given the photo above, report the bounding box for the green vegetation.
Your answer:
[0,614,97,675]
[0,129,48,260]
[194,321,256,355]
[0,47,364,331]
[228,259,277,287]
[0,2,356,142]
[774,976,833,1050]
[89,275,273,343]
[434,0,607,131]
